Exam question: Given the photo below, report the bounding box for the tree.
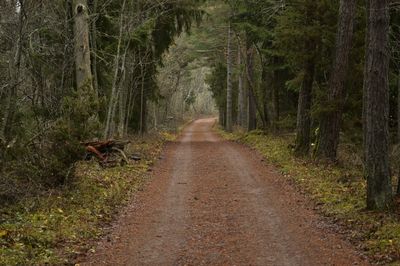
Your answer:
[1,0,24,142]
[226,22,233,132]
[73,0,94,92]
[0,0,205,199]
[247,42,257,131]
[237,40,247,128]
[315,0,357,161]
[364,0,392,210]
[103,0,127,139]
[294,1,317,156]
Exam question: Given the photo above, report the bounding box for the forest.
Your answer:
[2,0,400,265]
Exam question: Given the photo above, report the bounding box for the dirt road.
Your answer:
[82,118,368,266]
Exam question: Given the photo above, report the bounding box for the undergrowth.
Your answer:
[0,132,174,265]
[219,129,400,264]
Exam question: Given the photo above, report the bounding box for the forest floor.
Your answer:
[219,126,400,265]
[80,118,369,266]
[0,131,176,265]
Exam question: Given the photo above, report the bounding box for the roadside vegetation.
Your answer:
[203,0,400,262]
[2,0,400,264]
[0,132,175,265]
[0,0,207,264]
[219,128,400,264]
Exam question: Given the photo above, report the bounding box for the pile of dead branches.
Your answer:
[82,140,132,167]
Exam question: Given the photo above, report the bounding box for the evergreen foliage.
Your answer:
[0,0,204,200]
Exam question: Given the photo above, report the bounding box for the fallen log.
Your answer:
[82,140,130,166]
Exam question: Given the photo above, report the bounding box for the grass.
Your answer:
[0,132,174,265]
[218,128,400,264]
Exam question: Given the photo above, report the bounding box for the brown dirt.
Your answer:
[81,118,370,266]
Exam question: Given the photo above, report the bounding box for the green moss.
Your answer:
[0,133,170,265]
[218,128,400,264]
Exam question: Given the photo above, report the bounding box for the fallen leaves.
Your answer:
[217,129,400,264]
[0,229,8,238]
[1,131,173,265]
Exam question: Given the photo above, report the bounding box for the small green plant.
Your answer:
[0,132,170,265]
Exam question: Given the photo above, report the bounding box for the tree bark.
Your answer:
[362,0,370,169]
[398,69,400,143]
[315,0,356,161]
[73,0,93,91]
[294,3,316,157]
[90,0,99,96]
[261,63,272,129]
[397,70,400,195]
[273,67,280,131]
[237,43,246,128]
[103,0,126,139]
[139,54,146,136]
[247,45,257,131]
[2,3,23,142]
[294,49,315,156]
[226,23,233,132]
[364,0,392,210]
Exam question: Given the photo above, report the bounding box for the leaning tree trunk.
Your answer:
[226,23,233,132]
[364,0,392,210]
[315,0,356,161]
[73,0,93,92]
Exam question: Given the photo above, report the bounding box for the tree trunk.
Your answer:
[397,70,400,195]
[103,0,126,139]
[398,69,400,143]
[124,73,139,136]
[261,64,272,129]
[362,0,370,168]
[294,51,315,156]
[272,67,280,131]
[364,0,392,210]
[237,43,246,128]
[117,45,129,137]
[2,2,23,142]
[294,3,316,157]
[226,23,233,132]
[247,45,257,131]
[141,97,147,135]
[218,107,225,127]
[90,0,99,96]
[315,0,356,161]
[139,58,146,136]
[73,0,93,91]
